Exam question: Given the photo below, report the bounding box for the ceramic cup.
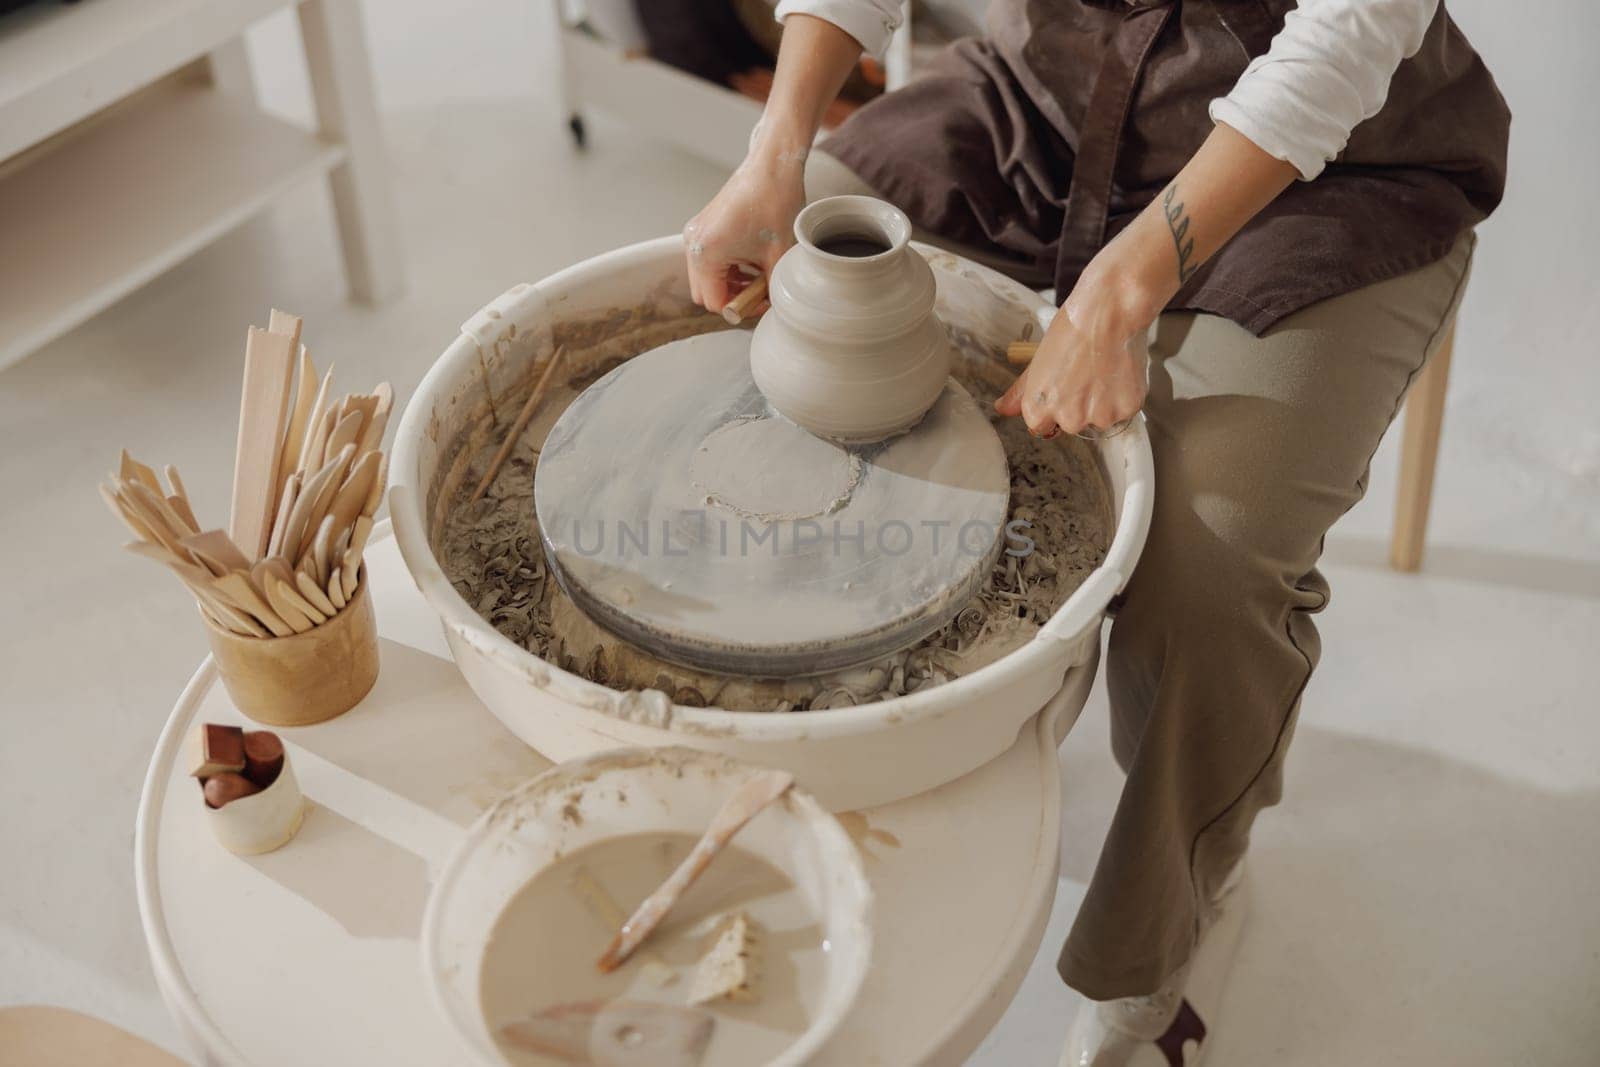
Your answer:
[750,195,953,443]
[202,753,306,856]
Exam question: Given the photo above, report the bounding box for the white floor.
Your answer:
[3,5,1598,1065]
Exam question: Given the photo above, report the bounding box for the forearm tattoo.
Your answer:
[1162,184,1198,285]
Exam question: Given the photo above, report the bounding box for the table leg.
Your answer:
[204,36,257,104]
[297,0,404,303]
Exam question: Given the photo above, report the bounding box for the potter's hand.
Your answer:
[996,264,1155,438]
[683,153,805,315]
[996,123,1300,437]
[683,14,864,316]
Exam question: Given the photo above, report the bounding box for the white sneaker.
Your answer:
[1058,863,1249,1067]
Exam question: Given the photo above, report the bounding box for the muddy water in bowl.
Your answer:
[480,832,825,1066]
[421,749,871,1067]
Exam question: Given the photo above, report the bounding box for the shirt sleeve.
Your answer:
[1209,0,1440,180]
[773,0,904,59]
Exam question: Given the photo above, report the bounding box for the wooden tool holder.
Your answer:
[203,572,379,727]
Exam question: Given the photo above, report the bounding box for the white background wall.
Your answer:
[243,0,1599,569]
[1429,0,1600,562]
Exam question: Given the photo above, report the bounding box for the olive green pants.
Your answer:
[809,151,1473,1000]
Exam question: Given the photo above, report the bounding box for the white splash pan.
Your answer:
[422,747,872,1067]
[390,236,1154,811]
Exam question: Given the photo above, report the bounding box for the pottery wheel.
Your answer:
[534,330,1010,677]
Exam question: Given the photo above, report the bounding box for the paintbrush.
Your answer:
[596,769,794,973]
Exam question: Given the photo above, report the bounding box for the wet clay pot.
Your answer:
[750,195,953,443]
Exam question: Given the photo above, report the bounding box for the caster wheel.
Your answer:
[568,114,587,149]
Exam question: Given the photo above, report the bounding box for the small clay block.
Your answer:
[242,731,285,789]
[188,723,246,779]
[204,772,262,810]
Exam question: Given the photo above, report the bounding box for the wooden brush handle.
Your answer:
[596,770,794,973]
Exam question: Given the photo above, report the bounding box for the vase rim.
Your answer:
[793,195,911,266]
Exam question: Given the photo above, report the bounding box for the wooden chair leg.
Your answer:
[1390,322,1456,572]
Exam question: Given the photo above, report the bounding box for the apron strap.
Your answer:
[1053,2,1177,292]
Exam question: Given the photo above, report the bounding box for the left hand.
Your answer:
[996,257,1160,438]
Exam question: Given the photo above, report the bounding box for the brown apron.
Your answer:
[821,0,1510,334]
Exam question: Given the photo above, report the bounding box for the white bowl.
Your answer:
[421,747,873,1067]
[389,236,1154,810]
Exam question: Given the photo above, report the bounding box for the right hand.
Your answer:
[683,150,807,316]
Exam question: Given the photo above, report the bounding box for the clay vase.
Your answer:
[750,195,953,443]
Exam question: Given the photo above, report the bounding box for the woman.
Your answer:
[684,1,1508,1063]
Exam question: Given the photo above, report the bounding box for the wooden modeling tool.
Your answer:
[596,770,795,973]
[163,464,201,531]
[189,581,269,637]
[362,453,387,518]
[265,471,301,559]
[340,516,373,599]
[327,450,381,537]
[115,484,188,558]
[125,544,268,636]
[359,383,393,455]
[181,530,252,579]
[470,346,567,504]
[294,569,339,617]
[323,407,366,463]
[122,540,212,588]
[311,514,336,585]
[212,572,293,637]
[280,444,350,565]
[268,308,303,351]
[119,449,163,494]
[297,367,337,476]
[102,314,388,646]
[1006,340,1039,365]
[306,442,357,531]
[101,483,157,542]
[120,484,195,553]
[165,485,200,533]
[1004,339,1133,437]
[277,345,317,489]
[720,274,769,325]
[256,560,313,633]
[272,575,327,626]
[230,326,298,560]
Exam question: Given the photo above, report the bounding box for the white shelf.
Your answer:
[0,82,345,368]
[0,0,294,160]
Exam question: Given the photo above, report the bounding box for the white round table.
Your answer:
[136,522,1090,1066]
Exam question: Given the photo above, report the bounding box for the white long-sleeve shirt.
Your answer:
[772,0,1440,180]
